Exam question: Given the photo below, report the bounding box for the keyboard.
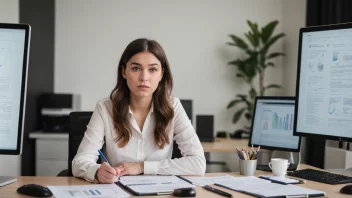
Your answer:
[287,168,352,185]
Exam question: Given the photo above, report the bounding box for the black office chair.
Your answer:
[57,111,182,176]
[57,112,94,176]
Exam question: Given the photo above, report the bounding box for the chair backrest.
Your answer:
[171,99,193,159]
[67,111,93,176]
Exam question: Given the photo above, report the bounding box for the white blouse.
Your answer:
[72,97,206,182]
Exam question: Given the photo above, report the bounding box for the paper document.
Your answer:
[182,174,236,186]
[119,175,193,194]
[47,184,130,198]
[215,177,325,197]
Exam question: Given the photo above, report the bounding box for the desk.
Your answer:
[1,164,348,198]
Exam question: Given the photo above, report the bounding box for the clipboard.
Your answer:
[117,175,194,196]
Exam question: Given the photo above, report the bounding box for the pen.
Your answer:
[98,150,110,165]
[98,150,119,181]
[203,185,232,197]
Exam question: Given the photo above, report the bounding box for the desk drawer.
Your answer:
[36,139,68,160]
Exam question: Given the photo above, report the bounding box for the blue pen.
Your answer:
[98,150,110,165]
[98,150,119,181]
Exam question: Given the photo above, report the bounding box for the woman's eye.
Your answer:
[132,67,139,71]
[150,68,157,72]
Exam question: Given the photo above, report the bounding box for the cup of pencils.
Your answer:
[236,146,260,176]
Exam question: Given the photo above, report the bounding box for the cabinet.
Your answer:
[324,140,352,170]
[29,131,69,176]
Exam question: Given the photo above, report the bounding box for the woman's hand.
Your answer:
[117,162,144,176]
[96,162,121,184]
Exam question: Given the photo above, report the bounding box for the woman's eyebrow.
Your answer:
[148,63,160,67]
[130,62,141,66]
[130,62,160,67]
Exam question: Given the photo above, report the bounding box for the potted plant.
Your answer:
[227,20,285,137]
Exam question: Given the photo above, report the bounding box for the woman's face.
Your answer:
[123,52,163,100]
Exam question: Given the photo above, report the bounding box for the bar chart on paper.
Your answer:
[47,184,130,198]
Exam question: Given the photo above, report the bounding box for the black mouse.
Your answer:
[17,184,53,197]
[340,184,352,195]
[173,187,196,197]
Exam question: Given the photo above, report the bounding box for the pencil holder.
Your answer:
[239,159,257,176]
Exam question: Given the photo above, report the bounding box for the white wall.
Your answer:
[55,0,285,134]
[282,0,306,95]
[0,0,21,176]
[55,0,307,171]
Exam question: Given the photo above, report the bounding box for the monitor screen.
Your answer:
[0,23,30,155]
[295,23,352,141]
[249,97,301,152]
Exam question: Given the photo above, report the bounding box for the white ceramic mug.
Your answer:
[268,158,290,177]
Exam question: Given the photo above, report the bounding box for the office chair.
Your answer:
[57,111,183,176]
[57,112,94,176]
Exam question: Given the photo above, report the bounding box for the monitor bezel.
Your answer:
[0,23,30,155]
[294,22,352,142]
[248,96,301,152]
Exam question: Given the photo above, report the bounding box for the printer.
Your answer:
[39,93,81,132]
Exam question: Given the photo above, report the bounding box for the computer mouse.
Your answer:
[173,187,196,197]
[17,184,53,197]
[340,184,352,195]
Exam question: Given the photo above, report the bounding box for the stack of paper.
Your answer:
[215,176,325,197]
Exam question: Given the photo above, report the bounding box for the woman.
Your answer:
[72,38,206,184]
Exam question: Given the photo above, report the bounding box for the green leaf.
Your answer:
[229,34,249,50]
[236,73,245,78]
[247,21,259,35]
[236,94,251,107]
[236,94,247,99]
[226,42,237,46]
[245,31,259,48]
[267,52,285,59]
[261,20,279,43]
[262,33,285,55]
[233,108,246,123]
[244,112,252,121]
[267,62,275,67]
[249,88,257,99]
[265,84,282,89]
[228,60,243,66]
[227,99,243,109]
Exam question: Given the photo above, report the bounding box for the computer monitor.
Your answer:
[0,23,31,186]
[294,23,352,142]
[249,96,301,152]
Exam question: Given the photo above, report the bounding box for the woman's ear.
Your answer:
[160,68,164,81]
[122,66,126,79]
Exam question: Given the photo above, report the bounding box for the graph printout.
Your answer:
[47,184,130,198]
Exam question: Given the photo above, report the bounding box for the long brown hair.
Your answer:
[110,38,174,149]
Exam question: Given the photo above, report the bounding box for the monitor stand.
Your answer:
[256,151,301,171]
[0,176,17,187]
